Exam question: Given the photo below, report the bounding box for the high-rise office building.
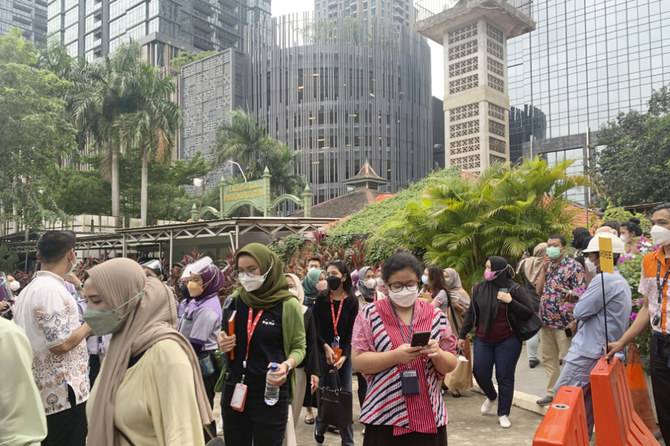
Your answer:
[1,0,47,44]
[247,12,432,203]
[47,0,269,65]
[315,0,415,29]
[508,0,670,204]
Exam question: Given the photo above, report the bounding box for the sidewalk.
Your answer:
[294,389,543,445]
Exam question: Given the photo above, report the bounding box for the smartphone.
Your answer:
[410,331,431,347]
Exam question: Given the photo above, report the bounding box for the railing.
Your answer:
[414,0,534,23]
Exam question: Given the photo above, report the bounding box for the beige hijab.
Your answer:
[86,258,214,445]
[517,242,548,286]
[285,272,305,304]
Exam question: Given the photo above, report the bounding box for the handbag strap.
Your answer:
[327,366,343,391]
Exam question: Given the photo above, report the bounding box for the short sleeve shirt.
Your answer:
[540,257,587,329]
[640,249,670,335]
[177,295,222,352]
[13,271,89,415]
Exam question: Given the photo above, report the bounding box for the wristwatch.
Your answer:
[282,361,293,374]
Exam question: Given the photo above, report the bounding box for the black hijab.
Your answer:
[475,256,515,335]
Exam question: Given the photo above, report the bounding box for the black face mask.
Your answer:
[327,276,342,291]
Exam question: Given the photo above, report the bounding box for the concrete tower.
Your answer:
[415,0,534,174]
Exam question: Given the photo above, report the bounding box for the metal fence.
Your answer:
[414,0,534,23]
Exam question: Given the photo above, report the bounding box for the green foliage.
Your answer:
[0,28,77,227]
[403,159,581,290]
[170,50,217,73]
[270,234,307,266]
[0,244,19,272]
[215,110,302,195]
[329,169,459,239]
[602,206,652,233]
[597,84,670,206]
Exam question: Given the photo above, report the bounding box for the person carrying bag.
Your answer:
[318,367,354,430]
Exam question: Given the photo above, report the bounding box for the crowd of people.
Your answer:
[1,204,669,445]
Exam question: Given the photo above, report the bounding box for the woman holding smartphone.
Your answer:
[312,260,358,445]
[458,256,535,429]
[352,253,458,446]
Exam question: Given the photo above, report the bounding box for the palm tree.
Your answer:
[71,43,143,221]
[215,110,302,194]
[117,63,180,225]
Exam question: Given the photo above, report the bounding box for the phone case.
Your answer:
[230,382,248,412]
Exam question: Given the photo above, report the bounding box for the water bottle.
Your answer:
[264,362,280,406]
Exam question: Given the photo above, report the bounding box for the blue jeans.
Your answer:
[553,357,598,438]
[316,354,354,446]
[473,335,522,416]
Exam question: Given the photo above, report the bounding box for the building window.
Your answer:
[488,103,506,121]
[486,39,504,60]
[489,137,506,154]
[488,74,505,93]
[489,120,506,137]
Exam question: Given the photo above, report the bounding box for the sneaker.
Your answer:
[499,415,512,429]
[536,395,553,406]
[481,398,496,415]
[529,359,540,369]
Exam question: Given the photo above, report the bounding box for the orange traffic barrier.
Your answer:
[533,386,589,446]
[590,356,660,446]
[625,344,660,436]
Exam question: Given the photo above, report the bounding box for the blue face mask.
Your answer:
[84,291,144,336]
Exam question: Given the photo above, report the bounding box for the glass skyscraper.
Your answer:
[508,0,670,204]
[47,0,269,65]
[1,0,47,44]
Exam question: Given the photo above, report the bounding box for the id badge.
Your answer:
[400,370,419,395]
[333,346,343,362]
[230,382,248,412]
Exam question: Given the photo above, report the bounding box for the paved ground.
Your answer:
[293,390,543,446]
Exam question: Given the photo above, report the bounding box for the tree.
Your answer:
[400,159,581,289]
[116,63,181,225]
[596,85,670,206]
[71,43,144,220]
[215,110,302,194]
[0,28,76,227]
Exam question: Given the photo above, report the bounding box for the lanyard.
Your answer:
[330,299,345,338]
[391,304,415,344]
[656,260,670,305]
[243,308,264,370]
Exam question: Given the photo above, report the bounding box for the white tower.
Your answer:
[415,0,534,174]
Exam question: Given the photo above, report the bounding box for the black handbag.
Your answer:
[317,367,353,428]
[511,283,542,341]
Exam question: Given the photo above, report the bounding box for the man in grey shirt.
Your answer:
[553,232,631,437]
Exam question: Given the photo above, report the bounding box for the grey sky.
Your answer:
[271,0,444,99]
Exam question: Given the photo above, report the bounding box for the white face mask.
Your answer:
[585,258,598,273]
[9,280,20,292]
[651,225,670,247]
[364,278,377,289]
[388,288,418,308]
[238,261,273,293]
[620,234,631,243]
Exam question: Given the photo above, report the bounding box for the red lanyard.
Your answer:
[330,299,345,337]
[244,309,264,369]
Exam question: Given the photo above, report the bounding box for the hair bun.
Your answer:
[629,218,641,225]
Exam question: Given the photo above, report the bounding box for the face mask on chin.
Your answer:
[585,257,598,273]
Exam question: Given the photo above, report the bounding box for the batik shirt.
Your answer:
[13,271,89,415]
[540,257,586,329]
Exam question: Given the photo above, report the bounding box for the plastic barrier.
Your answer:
[625,344,660,436]
[532,386,589,446]
[590,356,660,446]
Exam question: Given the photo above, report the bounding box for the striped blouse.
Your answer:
[352,299,457,436]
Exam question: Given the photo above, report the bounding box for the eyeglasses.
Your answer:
[387,283,419,293]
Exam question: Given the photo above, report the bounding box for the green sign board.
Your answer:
[222,178,267,214]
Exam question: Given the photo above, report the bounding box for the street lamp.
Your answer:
[226,160,247,183]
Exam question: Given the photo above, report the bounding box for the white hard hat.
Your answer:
[583,232,625,254]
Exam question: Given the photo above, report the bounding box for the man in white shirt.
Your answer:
[14,231,92,446]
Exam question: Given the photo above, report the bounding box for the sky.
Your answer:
[270,0,445,98]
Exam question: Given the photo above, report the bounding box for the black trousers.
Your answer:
[200,351,221,435]
[363,425,448,446]
[43,386,87,446]
[222,376,289,446]
[89,354,102,388]
[651,334,670,444]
